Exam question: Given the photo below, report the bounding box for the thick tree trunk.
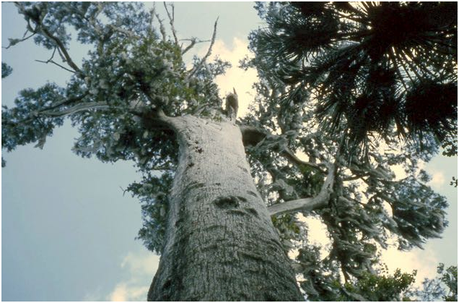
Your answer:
[147,116,303,301]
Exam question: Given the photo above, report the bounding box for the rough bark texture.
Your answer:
[148,116,303,301]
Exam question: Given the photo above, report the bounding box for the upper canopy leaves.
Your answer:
[245,1,453,296]
[250,2,457,150]
[3,2,228,253]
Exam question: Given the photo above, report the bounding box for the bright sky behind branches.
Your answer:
[1,2,457,301]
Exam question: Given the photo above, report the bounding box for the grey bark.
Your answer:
[147,116,303,301]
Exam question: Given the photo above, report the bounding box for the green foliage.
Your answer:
[2,62,13,78]
[250,2,457,151]
[412,264,458,301]
[2,84,65,152]
[3,3,455,301]
[342,268,416,301]
[245,2,453,298]
[2,2,229,253]
[128,172,173,254]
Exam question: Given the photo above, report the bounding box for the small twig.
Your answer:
[120,186,127,196]
[3,32,36,49]
[35,59,76,74]
[47,47,57,62]
[181,38,212,55]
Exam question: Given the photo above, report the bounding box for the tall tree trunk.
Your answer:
[148,116,303,301]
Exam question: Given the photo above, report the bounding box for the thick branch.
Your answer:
[281,148,326,172]
[268,162,335,216]
[41,93,89,113]
[240,125,324,171]
[39,101,111,117]
[40,26,84,77]
[240,125,267,147]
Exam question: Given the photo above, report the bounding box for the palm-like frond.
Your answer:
[253,1,457,149]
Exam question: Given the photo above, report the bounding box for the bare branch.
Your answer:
[13,2,84,77]
[268,162,335,216]
[163,2,178,45]
[152,8,167,41]
[36,59,76,74]
[187,18,219,78]
[38,26,84,77]
[3,32,36,49]
[181,38,197,55]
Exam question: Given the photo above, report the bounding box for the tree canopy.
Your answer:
[2,2,457,301]
[2,2,230,253]
[241,1,456,297]
[249,2,457,151]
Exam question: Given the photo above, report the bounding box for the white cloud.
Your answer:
[211,37,258,118]
[108,283,149,301]
[429,171,446,188]
[111,250,159,300]
[186,36,258,118]
[85,249,160,301]
[121,251,160,276]
[381,245,439,287]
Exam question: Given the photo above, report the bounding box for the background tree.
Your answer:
[250,2,457,152]
[2,2,456,301]
[412,264,458,301]
[241,1,456,299]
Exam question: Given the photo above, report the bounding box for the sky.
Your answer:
[1,2,457,301]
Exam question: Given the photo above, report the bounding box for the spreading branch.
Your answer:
[39,101,111,117]
[240,125,324,172]
[40,27,84,77]
[268,162,335,216]
[280,148,326,172]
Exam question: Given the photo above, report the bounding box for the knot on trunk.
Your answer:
[213,196,247,209]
